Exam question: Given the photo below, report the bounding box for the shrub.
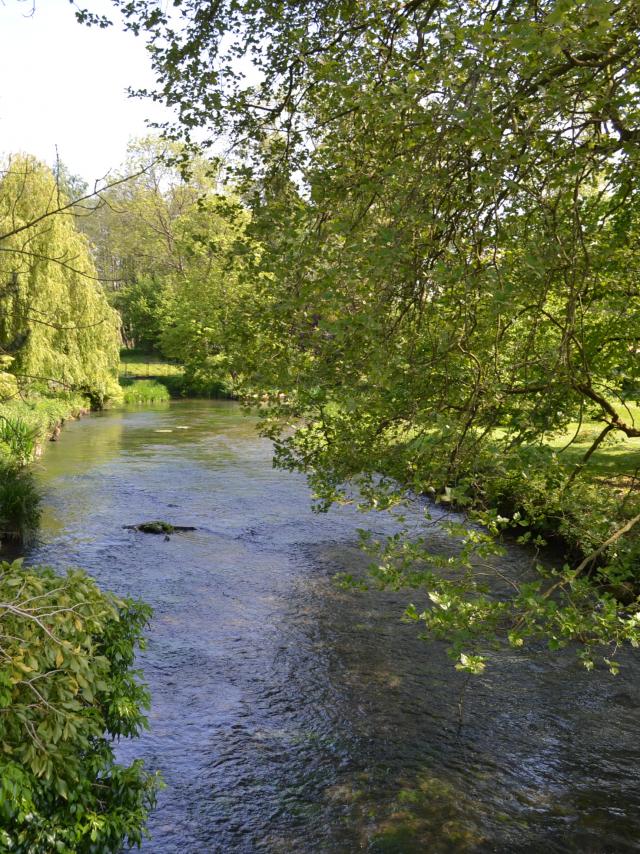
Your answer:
[160,373,233,399]
[0,559,159,852]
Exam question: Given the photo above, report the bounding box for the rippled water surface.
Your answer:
[29,401,640,853]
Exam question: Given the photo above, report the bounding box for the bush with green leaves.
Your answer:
[0,559,159,852]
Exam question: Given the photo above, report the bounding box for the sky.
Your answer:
[0,0,172,183]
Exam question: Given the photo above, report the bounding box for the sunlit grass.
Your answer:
[121,380,171,404]
[119,350,183,379]
[118,350,234,399]
[548,402,640,478]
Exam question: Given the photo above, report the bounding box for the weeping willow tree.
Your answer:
[0,155,121,405]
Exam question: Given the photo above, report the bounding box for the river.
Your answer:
[28,400,640,853]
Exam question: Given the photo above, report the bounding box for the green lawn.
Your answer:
[548,403,640,479]
[119,350,183,379]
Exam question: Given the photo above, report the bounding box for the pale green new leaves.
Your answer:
[0,155,121,403]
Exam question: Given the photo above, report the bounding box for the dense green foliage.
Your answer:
[113,278,166,354]
[85,139,249,397]
[0,155,121,405]
[0,559,157,851]
[94,0,640,671]
[159,372,233,399]
[0,465,40,544]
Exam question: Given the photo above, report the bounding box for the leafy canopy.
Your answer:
[90,0,640,670]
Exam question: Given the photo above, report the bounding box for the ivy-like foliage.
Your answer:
[0,155,121,405]
[0,559,158,852]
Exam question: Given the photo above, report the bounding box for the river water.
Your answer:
[28,401,640,853]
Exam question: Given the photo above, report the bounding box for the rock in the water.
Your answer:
[124,521,197,535]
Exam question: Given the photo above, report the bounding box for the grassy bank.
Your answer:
[0,393,93,545]
[548,405,640,480]
[0,394,91,460]
[122,380,171,404]
[119,349,233,399]
[389,407,640,597]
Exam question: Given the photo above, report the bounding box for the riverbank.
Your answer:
[387,410,640,601]
[0,393,92,457]
[0,393,95,545]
